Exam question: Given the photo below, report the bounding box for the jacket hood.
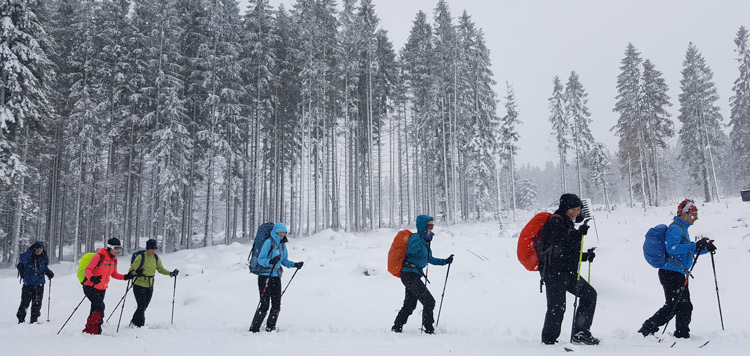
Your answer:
[30,241,45,250]
[270,223,288,244]
[416,215,433,240]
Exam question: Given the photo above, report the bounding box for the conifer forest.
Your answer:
[1,0,749,264]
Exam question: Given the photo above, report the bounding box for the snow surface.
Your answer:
[1,199,749,355]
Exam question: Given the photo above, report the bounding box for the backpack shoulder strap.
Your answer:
[138,251,147,270]
[668,222,688,243]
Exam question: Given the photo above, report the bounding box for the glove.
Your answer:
[696,238,716,252]
[135,268,144,276]
[90,275,102,285]
[45,271,54,279]
[445,254,454,264]
[578,224,590,236]
[294,261,304,269]
[170,269,179,277]
[706,242,717,253]
[269,255,281,266]
[123,271,135,280]
[581,251,596,263]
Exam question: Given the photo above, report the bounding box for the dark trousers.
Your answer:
[643,269,693,334]
[250,276,282,331]
[393,272,436,328]
[17,285,44,323]
[131,285,154,327]
[83,286,106,334]
[541,270,597,343]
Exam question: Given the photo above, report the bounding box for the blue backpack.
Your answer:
[248,222,275,275]
[643,222,686,268]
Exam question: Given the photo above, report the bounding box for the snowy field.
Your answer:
[1,198,749,355]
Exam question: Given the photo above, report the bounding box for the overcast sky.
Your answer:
[240,0,750,168]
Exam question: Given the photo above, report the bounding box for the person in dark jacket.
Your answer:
[638,199,714,339]
[391,215,454,334]
[16,241,54,324]
[538,194,599,345]
[249,223,303,332]
[128,239,179,328]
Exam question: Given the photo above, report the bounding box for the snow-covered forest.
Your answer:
[1,0,749,265]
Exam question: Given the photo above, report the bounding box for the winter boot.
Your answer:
[83,311,103,335]
[422,324,435,334]
[249,311,267,333]
[391,325,403,333]
[266,309,279,332]
[571,330,600,345]
[673,329,690,339]
[638,322,659,337]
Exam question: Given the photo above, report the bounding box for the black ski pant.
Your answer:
[643,269,693,334]
[130,285,154,327]
[17,285,44,323]
[393,272,436,329]
[83,286,106,334]
[541,270,597,343]
[250,276,282,331]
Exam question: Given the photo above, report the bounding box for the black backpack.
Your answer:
[131,250,159,270]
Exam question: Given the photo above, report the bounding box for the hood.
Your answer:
[30,241,45,250]
[270,223,288,244]
[416,215,433,240]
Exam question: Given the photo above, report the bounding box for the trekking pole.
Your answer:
[116,278,135,332]
[662,249,703,334]
[280,267,300,297]
[586,247,596,283]
[435,263,452,328]
[47,280,52,322]
[57,295,87,335]
[569,220,589,343]
[171,275,177,325]
[106,279,135,323]
[709,251,724,330]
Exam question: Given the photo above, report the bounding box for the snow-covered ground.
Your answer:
[1,198,749,355]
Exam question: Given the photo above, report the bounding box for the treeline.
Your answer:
[0,0,502,264]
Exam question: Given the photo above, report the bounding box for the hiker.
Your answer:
[82,238,135,334]
[249,223,304,332]
[638,199,715,339]
[16,241,54,324]
[538,193,599,345]
[391,215,453,334]
[128,239,179,328]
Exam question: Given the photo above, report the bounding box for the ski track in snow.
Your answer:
[1,199,748,355]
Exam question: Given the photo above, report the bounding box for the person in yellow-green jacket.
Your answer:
[128,239,179,327]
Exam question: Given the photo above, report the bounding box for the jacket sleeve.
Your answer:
[156,256,171,276]
[85,253,102,279]
[129,254,141,272]
[428,249,447,266]
[258,240,273,268]
[666,225,695,255]
[281,248,295,268]
[110,260,125,281]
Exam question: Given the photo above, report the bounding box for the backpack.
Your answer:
[517,212,562,271]
[131,250,159,270]
[77,252,103,284]
[643,222,686,268]
[387,230,413,277]
[248,222,275,275]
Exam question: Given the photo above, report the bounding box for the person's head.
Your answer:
[146,239,158,254]
[271,223,288,243]
[30,241,45,255]
[107,238,123,256]
[416,215,434,241]
[558,193,583,221]
[677,199,698,224]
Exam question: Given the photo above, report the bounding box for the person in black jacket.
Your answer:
[538,193,599,345]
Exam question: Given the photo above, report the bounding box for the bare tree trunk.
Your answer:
[10,129,29,264]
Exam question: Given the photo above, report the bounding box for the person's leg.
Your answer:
[130,285,150,327]
[16,286,33,323]
[641,269,685,335]
[674,284,693,338]
[393,273,420,331]
[541,271,568,344]
[83,286,106,334]
[250,276,272,332]
[569,277,597,334]
[265,277,282,331]
[29,285,45,323]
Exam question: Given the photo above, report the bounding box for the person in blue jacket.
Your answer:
[16,241,54,324]
[249,223,303,332]
[391,215,453,334]
[638,199,715,339]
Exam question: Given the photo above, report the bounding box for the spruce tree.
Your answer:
[548,76,568,193]
[565,71,594,196]
[730,26,750,180]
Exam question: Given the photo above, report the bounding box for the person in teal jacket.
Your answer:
[639,199,716,339]
[391,215,453,334]
[249,223,303,332]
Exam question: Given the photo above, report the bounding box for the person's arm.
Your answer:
[428,249,447,266]
[280,246,296,268]
[666,225,694,255]
[156,256,171,276]
[111,260,125,280]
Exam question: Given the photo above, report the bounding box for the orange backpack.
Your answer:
[388,230,413,277]
[517,212,561,271]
